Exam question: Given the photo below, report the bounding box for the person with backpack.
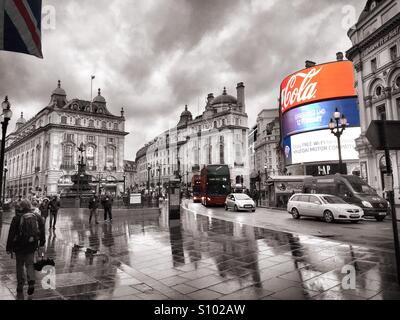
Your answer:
[88,193,99,224]
[48,196,60,230]
[6,199,46,295]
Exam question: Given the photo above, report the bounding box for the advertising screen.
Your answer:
[281,97,360,138]
[280,61,356,115]
[283,127,361,165]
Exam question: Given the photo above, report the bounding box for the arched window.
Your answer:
[75,118,81,126]
[102,121,107,129]
[61,116,67,124]
[395,76,400,89]
[35,146,41,170]
[113,123,118,130]
[43,143,49,170]
[375,86,383,97]
[89,119,94,127]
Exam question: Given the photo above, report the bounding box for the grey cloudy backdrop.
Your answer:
[0,0,366,160]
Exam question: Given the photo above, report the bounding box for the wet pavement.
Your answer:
[0,203,400,300]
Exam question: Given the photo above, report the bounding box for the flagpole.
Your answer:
[90,76,94,101]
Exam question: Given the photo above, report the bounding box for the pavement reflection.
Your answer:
[0,204,399,300]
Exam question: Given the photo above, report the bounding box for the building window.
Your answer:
[75,118,81,126]
[214,121,218,129]
[88,136,95,142]
[65,133,74,142]
[61,116,67,124]
[86,146,95,170]
[31,152,34,173]
[89,120,94,127]
[377,105,386,120]
[107,138,114,144]
[375,85,383,97]
[106,146,115,170]
[219,136,225,164]
[113,123,118,130]
[371,58,377,73]
[390,45,398,61]
[396,76,400,89]
[102,121,107,129]
[62,144,74,167]
[235,144,242,164]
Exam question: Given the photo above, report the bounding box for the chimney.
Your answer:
[207,93,214,105]
[305,60,316,68]
[236,82,245,113]
[336,52,344,61]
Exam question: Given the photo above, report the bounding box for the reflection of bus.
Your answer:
[192,175,201,203]
[200,165,231,207]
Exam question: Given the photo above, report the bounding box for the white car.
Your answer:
[287,194,364,223]
[225,193,256,212]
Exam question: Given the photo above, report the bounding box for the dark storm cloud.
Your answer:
[0,0,366,159]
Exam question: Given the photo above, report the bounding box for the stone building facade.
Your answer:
[346,0,400,199]
[4,81,128,198]
[135,83,250,192]
[249,109,283,196]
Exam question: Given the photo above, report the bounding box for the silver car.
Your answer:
[225,193,256,212]
[287,194,364,223]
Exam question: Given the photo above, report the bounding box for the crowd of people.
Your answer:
[4,192,115,297]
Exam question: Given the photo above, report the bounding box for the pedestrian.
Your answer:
[39,198,50,225]
[6,199,46,296]
[89,193,99,224]
[48,196,60,230]
[101,193,113,222]
[31,200,40,215]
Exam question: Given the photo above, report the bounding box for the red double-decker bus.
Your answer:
[200,165,231,207]
[192,175,201,203]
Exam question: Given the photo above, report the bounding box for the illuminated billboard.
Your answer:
[280,61,356,114]
[283,127,361,165]
[280,60,360,166]
[281,97,360,138]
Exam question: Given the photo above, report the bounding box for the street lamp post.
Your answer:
[2,164,8,205]
[157,165,162,199]
[123,173,126,194]
[329,108,347,174]
[147,164,151,205]
[0,97,12,212]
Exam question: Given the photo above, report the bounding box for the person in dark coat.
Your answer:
[88,194,99,224]
[48,196,60,230]
[101,193,113,222]
[6,199,46,295]
[39,198,50,225]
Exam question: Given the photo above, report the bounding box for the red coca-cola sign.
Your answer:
[280,61,356,114]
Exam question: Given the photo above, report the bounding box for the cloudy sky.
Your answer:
[0,0,366,160]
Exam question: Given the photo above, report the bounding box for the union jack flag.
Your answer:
[0,0,42,58]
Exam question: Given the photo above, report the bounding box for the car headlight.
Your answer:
[207,197,211,201]
[362,201,373,208]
